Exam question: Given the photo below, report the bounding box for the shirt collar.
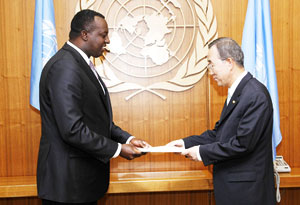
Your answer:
[67,41,90,65]
[228,70,248,99]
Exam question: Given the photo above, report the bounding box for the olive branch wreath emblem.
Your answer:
[77,0,218,100]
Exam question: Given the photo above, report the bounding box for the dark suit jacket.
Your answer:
[37,43,131,203]
[183,73,276,205]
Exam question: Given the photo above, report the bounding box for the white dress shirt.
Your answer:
[227,71,248,105]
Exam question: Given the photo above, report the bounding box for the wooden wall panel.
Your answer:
[0,191,214,205]
[279,188,300,205]
[99,191,214,205]
[288,0,300,168]
[0,198,41,205]
[1,0,300,204]
[270,0,300,168]
[0,0,39,177]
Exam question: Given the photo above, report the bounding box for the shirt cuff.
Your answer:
[112,136,135,158]
[196,145,202,161]
[126,136,135,144]
[112,143,122,158]
[180,139,185,149]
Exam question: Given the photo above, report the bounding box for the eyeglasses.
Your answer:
[206,58,228,71]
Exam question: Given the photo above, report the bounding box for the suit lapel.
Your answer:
[104,89,113,129]
[62,43,112,118]
[219,99,228,122]
[219,73,253,123]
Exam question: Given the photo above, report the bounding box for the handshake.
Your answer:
[120,138,201,162]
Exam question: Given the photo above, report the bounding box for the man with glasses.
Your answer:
[167,37,276,204]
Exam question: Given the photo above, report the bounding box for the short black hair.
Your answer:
[69,9,105,39]
[208,37,244,67]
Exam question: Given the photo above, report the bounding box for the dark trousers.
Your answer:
[42,199,97,205]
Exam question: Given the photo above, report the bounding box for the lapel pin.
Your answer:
[232,100,236,104]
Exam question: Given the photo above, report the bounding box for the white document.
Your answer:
[137,146,184,153]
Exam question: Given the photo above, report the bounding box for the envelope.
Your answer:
[137,146,184,153]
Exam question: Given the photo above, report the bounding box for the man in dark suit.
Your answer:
[37,9,150,205]
[167,37,276,204]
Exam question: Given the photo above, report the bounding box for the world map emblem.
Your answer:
[76,0,218,100]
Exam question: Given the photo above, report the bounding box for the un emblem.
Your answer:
[76,0,218,100]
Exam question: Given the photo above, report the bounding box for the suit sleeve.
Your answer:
[183,128,217,148]
[110,122,131,144]
[200,91,273,166]
[47,59,118,163]
[183,101,226,148]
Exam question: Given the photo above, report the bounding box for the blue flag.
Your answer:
[242,0,282,160]
[30,0,57,110]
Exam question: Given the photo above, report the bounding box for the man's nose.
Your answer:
[105,36,110,44]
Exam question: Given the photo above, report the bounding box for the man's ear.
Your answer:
[81,30,88,41]
[226,58,234,70]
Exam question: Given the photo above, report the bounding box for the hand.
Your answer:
[130,138,151,148]
[130,138,151,155]
[120,144,142,160]
[165,139,185,148]
[181,145,201,161]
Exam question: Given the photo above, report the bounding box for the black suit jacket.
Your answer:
[183,73,276,205]
[37,43,131,203]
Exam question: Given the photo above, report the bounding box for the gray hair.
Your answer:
[208,37,244,67]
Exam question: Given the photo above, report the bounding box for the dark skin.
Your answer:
[70,16,150,160]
